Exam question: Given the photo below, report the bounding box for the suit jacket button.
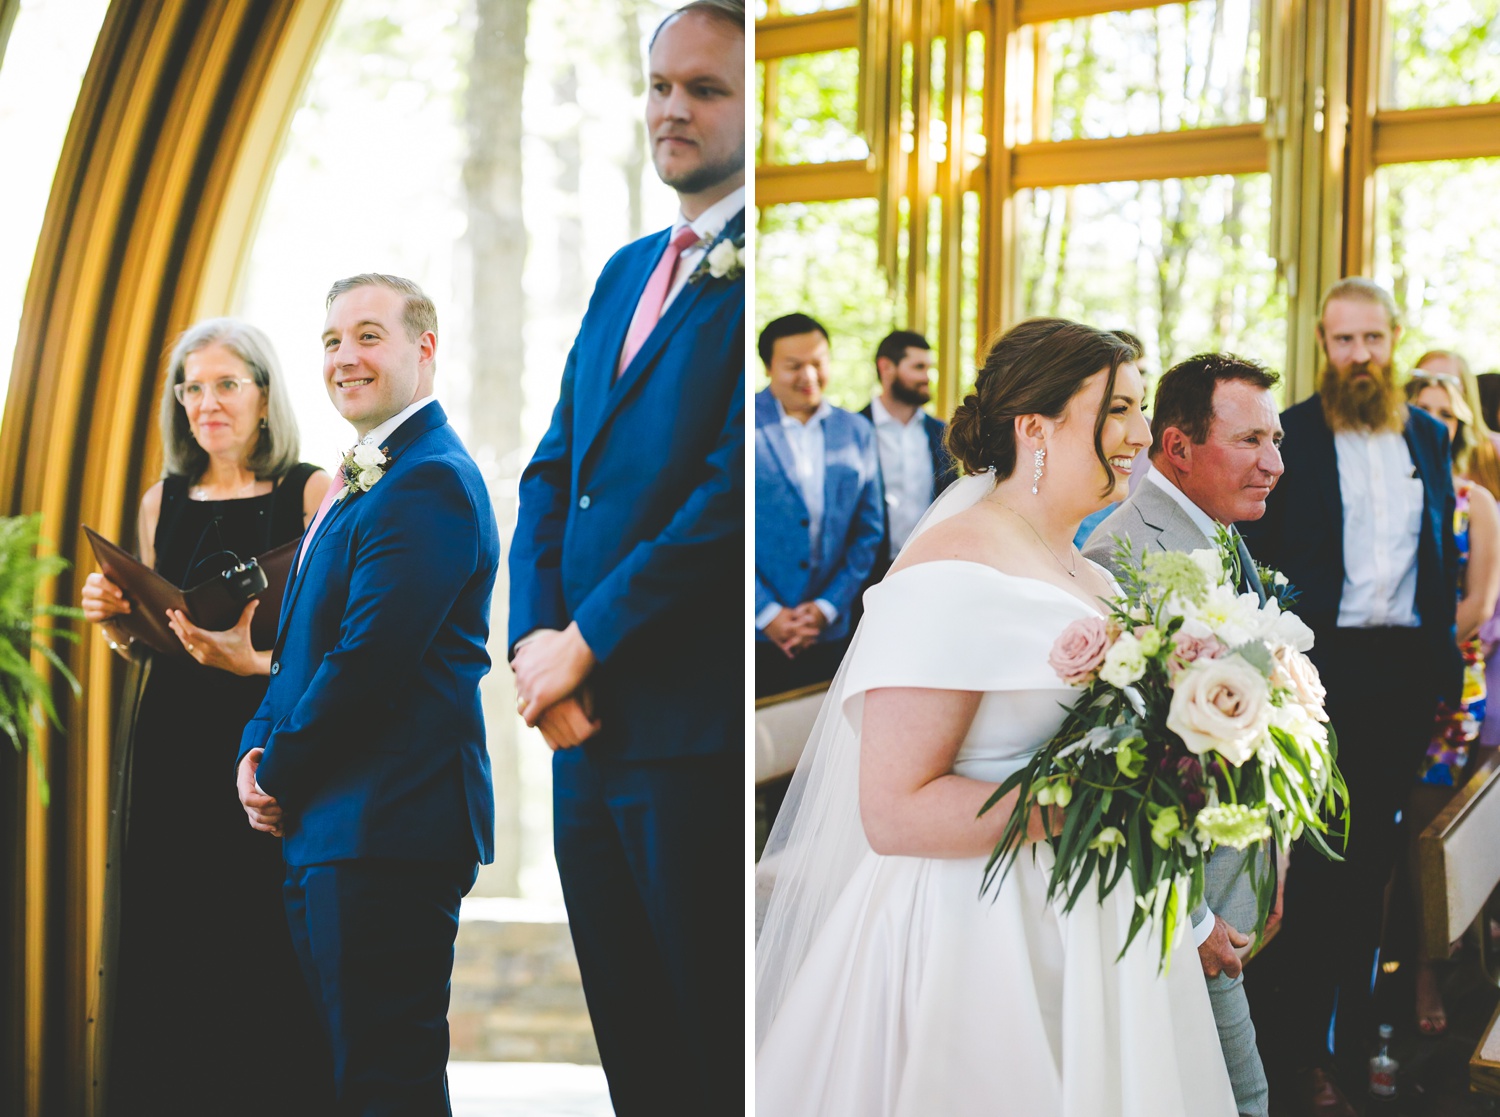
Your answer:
[799,560,810,570]
[578,495,591,509]
[800,518,810,527]
[270,662,280,675]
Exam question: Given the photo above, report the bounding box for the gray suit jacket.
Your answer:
[1082,479,1266,936]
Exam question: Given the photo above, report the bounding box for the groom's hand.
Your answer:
[537,691,602,751]
[513,622,597,727]
[237,747,284,837]
[1198,915,1249,979]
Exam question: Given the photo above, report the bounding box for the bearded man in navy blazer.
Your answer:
[235,273,499,1115]
[1241,277,1460,1113]
[506,3,745,1113]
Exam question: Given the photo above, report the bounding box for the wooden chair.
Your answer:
[1416,752,1500,1093]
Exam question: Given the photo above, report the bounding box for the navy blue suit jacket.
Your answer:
[755,389,883,643]
[237,403,500,867]
[508,212,745,761]
[1239,395,1461,704]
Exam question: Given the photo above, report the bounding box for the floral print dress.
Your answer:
[1420,478,1488,786]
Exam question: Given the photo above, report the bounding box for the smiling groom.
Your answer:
[507,2,746,1113]
[236,274,499,1115]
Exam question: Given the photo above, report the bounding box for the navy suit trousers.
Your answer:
[283,858,478,1116]
[553,747,743,1116]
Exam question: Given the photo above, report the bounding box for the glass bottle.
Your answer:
[1368,1023,1398,1098]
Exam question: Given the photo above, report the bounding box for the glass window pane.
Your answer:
[1013,0,1265,143]
[765,48,867,164]
[756,199,891,409]
[0,0,112,413]
[1014,174,1287,384]
[1385,0,1500,109]
[1374,158,1500,366]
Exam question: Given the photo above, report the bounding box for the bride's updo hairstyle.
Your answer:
[947,317,1144,497]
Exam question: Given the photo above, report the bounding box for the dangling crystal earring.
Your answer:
[1031,447,1045,495]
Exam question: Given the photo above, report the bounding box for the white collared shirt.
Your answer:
[1334,428,1422,627]
[756,396,837,629]
[662,185,745,315]
[870,396,935,552]
[358,394,439,450]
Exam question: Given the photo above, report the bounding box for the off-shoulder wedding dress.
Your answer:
[754,476,1237,1117]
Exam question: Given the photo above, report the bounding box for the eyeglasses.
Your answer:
[174,377,257,407]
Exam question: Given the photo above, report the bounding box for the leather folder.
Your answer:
[83,526,297,656]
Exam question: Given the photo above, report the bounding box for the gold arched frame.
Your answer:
[0,0,339,1111]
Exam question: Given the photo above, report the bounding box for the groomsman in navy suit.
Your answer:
[755,313,884,697]
[1241,277,1460,1114]
[507,2,745,1113]
[858,329,958,581]
[236,274,500,1115]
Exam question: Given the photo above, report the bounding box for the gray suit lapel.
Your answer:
[1133,480,1212,553]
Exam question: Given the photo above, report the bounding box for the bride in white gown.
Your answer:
[755,318,1238,1117]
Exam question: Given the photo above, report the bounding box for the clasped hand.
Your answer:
[764,602,827,658]
[512,623,601,751]
[236,747,283,837]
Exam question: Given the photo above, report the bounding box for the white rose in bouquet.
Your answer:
[1271,645,1328,720]
[1098,631,1148,688]
[1166,655,1273,766]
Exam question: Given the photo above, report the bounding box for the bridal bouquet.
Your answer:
[981,531,1348,969]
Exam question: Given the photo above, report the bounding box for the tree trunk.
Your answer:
[619,0,649,243]
[463,0,529,897]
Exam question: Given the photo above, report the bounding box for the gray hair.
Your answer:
[158,318,301,481]
[325,273,438,341]
[650,0,745,50]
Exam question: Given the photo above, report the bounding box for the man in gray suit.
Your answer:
[1084,352,1285,1117]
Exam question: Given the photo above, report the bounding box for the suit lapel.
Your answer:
[275,403,449,652]
[757,393,810,517]
[580,211,745,464]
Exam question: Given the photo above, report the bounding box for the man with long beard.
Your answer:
[1241,277,1460,1117]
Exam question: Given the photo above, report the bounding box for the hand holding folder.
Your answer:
[83,526,296,657]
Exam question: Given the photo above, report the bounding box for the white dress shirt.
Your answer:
[1334,428,1422,628]
[870,397,936,553]
[358,394,439,450]
[757,396,837,630]
[661,185,745,316]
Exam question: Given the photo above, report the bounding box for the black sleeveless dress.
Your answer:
[104,465,334,1114]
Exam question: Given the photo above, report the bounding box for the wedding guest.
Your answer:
[1084,352,1284,1117]
[755,313,883,697]
[1414,349,1500,497]
[858,329,957,579]
[1399,371,1500,1035]
[80,318,333,1113]
[1241,277,1460,1116]
[508,3,746,1111]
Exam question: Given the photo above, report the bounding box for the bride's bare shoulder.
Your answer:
[888,504,1012,576]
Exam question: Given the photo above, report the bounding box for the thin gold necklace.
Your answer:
[990,498,1078,578]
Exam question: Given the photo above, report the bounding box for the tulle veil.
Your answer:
[754,470,997,1047]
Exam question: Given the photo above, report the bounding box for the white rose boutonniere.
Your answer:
[337,442,392,500]
[688,233,745,284]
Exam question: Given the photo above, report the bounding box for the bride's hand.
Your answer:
[1026,803,1065,843]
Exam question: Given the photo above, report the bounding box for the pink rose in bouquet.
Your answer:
[1168,630,1226,676]
[1048,616,1112,686]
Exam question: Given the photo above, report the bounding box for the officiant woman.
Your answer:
[79,318,334,1113]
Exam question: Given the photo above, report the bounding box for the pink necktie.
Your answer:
[617,225,701,378]
[297,479,346,573]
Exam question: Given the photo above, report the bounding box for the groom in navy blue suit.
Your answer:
[236,274,499,1115]
[507,2,745,1114]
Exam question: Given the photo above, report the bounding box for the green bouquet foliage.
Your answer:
[980,530,1350,971]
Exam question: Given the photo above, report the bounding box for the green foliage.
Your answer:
[767,49,866,164]
[0,514,81,807]
[1376,157,1500,373]
[755,199,896,410]
[1388,0,1500,109]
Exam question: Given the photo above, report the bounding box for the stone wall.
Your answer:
[450,897,601,1065]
